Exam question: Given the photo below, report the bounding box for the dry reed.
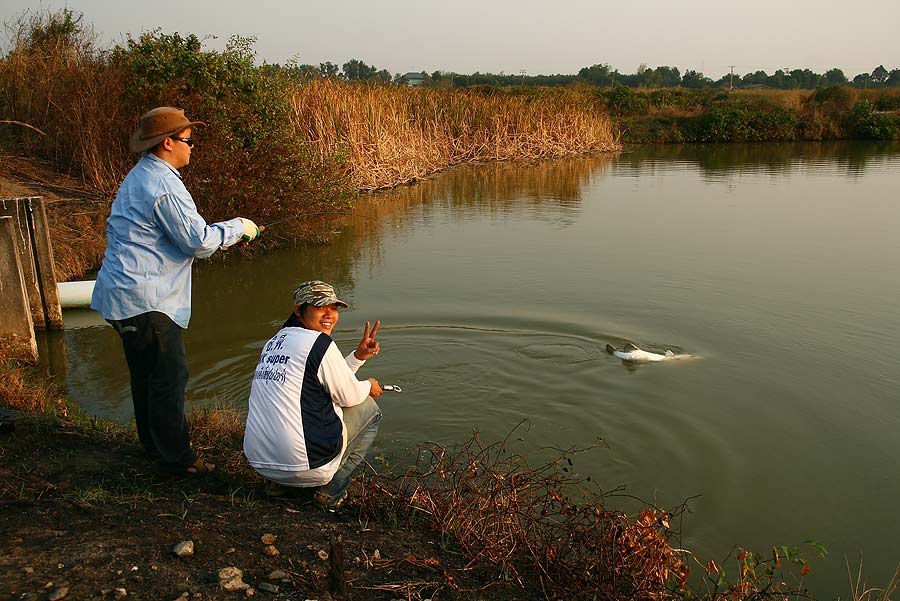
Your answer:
[291,80,621,191]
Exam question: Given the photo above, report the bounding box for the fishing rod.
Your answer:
[230,211,396,246]
[257,211,396,234]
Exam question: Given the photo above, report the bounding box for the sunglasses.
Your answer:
[169,135,194,148]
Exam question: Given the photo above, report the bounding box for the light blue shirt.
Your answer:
[91,152,243,328]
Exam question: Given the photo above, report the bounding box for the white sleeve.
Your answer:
[318,342,371,407]
[344,350,366,374]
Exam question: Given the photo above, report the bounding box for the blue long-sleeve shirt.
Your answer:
[91,152,243,328]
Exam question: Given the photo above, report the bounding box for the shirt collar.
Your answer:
[143,151,183,180]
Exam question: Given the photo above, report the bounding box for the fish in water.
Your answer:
[605,342,694,363]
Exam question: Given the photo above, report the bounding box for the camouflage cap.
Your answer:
[292,280,349,308]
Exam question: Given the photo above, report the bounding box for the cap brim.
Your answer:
[308,297,349,309]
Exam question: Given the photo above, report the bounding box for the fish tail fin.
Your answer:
[605,344,617,354]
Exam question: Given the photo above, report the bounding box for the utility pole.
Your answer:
[729,65,735,90]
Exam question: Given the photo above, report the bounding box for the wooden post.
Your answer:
[0,216,38,361]
[328,536,349,600]
[0,197,63,330]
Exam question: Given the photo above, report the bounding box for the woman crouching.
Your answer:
[243,281,383,507]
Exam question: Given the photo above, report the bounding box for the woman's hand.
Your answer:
[368,378,383,398]
[354,320,381,361]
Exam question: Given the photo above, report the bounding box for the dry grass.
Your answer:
[847,559,899,601]
[0,15,132,194]
[291,80,620,191]
[0,361,71,417]
[187,404,257,478]
[731,88,813,111]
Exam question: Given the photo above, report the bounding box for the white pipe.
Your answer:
[57,280,95,308]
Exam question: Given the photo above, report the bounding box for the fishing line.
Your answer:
[258,211,397,232]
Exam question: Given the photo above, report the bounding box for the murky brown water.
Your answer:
[56,141,900,596]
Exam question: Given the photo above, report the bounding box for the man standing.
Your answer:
[92,106,259,475]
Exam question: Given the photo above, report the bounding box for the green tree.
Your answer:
[852,72,873,88]
[887,69,900,87]
[871,65,889,86]
[824,68,848,85]
[342,58,378,81]
[681,70,711,88]
[319,61,339,78]
[577,63,617,87]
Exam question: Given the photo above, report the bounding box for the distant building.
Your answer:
[403,72,427,87]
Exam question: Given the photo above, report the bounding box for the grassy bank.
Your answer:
[596,86,900,143]
[2,358,857,600]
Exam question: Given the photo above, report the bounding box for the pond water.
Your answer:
[56,141,900,597]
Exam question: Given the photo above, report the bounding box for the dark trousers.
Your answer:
[109,311,195,470]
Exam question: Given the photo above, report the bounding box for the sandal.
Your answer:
[158,457,216,476]
[185,457,216,475]
[315,490,347,509]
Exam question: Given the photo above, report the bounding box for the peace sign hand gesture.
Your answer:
[354,320,381,361]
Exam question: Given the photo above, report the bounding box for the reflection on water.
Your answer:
[618,140,900,180]
[52,141,900,597]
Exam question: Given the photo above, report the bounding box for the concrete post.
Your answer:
[0,197,63,330]
[0,216,38,361]
[28,197,63,328]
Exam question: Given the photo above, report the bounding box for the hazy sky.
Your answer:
[2,0,897,78]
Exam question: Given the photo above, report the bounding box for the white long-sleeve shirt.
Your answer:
[243,320,370,484]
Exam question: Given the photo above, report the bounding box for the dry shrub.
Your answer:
[0,9,131,194]
[355,427,826,600]
[356,431,688,600]
[292,80,621,191]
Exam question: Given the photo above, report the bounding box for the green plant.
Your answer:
[874,94,900,111]
[700,107,751,141]
[604,86,650,115]
[69,484,114,506]
[813,85,854,109]
[112,30,354,226]
[690,540,828,599]
[848,100,899,139]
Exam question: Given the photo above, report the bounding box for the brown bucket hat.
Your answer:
[129,106,204,153]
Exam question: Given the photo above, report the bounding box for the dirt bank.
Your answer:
[0,153,109,282]
[0,412,522,601]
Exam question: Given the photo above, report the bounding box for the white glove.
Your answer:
[238,217,259,242]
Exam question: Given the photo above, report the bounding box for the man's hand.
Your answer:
[238,217,260,242]
[354,320,380,361]
[368,378,383,398]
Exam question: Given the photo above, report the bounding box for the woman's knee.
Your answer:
[344,396,382,434]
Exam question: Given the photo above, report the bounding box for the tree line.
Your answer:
[276,59,900,90]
